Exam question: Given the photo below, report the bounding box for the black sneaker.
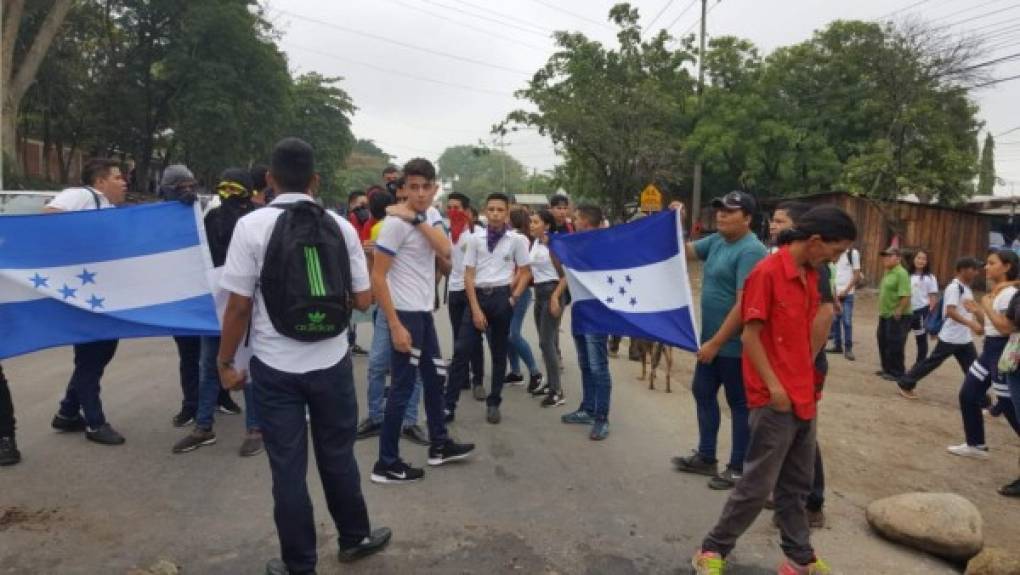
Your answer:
[51,413,87,432]
[370,460,424,484]
[351,344,369,356]
[999,477,1020,498]
[472,385,487,401]
[541,390,566,407]
[172,427,217,453]
[672,450,718,477]
[86,423,126,446]
[707,465,742,490]
[528,374,547,395]
[505,373,524,386]
[486,405,501,424]
[427,439,476,466]
[443,409,455,423]
[337,527,393,563]
[356,418,383,440]
[0,436,21,466]
[217,394,242,415]
[401,424,430,446]
[171,409,195,428]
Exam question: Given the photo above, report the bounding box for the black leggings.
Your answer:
[910,307,931,365]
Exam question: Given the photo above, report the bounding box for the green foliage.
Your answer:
[437,145,528,206]
[337,139,394,197]
[286,72,356,204]
[978,133,996,196]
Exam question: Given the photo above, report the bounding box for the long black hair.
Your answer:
[993,249,1020,281]
[776,205,857,246]
[907,249,933,278]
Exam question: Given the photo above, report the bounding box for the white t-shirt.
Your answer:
[464,229,530,288]
[529,241,559,284]
[910,273,939,311]
[834,248,861,294]
[48,187,113,211]
[220,194,370,373]
[375,209,445,312]
[939,279,975,345]
[449,227,485,292]
[985,285,1019,338]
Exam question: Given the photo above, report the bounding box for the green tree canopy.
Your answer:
[978,133,996,196]
[437,144,528,207]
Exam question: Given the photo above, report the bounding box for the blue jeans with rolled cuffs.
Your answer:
[574,333,611,421]
[366,310,421,426]
[691,355,749,471]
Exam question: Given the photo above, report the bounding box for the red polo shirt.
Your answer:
[741,246,821,420]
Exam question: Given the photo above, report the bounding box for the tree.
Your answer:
[978,133,996,196]
[286,72,356,205]
[337,139,394,197]
[2,0,75,179]
[437,144,527,206]
[499,3,697,221]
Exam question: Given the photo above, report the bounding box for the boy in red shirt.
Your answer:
[692,206,857,575]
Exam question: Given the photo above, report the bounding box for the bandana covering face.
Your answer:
[449,208,470,244]
[486,224,507,253]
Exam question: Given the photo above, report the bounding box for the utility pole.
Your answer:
[690,0,709,235]
[499,134,507,194]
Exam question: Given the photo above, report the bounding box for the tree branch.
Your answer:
[7,0,74,106]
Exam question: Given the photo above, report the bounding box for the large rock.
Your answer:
[966,547,1020,575]
[866,492,983,562]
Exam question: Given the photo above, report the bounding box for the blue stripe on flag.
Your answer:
[0,202,201,268]
[550,210,678,272]
[571,300,699,351]
[0,294,219,360]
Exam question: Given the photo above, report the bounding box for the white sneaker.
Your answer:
[947,443,989,458]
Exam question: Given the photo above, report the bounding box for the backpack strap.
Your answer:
[85,187,101,210]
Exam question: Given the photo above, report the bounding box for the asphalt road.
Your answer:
[1,309,954,575]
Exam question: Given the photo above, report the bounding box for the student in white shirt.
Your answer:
[368,158,474,484]
[46,158,129,447]
[907,249,939,367]
[444,192,486,394]
[216,138,390,574]
[949,249,1019,458]
[529,209,566,406]
[444,193,531,424]
[897,257,983,398]
[827,246,862,361]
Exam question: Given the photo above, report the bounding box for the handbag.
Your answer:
[997,332,1020,374]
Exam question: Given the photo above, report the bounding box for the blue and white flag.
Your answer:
[0,202,220,359]
[549,209,699,352]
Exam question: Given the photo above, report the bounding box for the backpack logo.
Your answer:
[308,311,326,324]
[297,309,335,333]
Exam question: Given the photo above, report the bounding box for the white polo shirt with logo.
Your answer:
[449,227,486,292]
[529,241,559,284]
[464,228,530,288]
[220,193,370,373]
[375,209,446,312]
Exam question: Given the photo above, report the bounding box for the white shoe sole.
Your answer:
[173,436,216,454]
[370,473,423,484]
[427,450,474,466]
[947,446,989,458]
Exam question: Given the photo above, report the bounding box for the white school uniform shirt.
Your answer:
[910,273,939,311]
[834,248,861,294]
[529,240,559,284]
[938,279,975,345]
[984,285,1019,338]
[449,227,486,292]
[220,193,370,373]
[374,209,445,312]
[464,228,530,288]
[47,187,114,211]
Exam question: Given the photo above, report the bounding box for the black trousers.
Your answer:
[877,316,912,377]
[173,336,201,415]
[58,339,119,428]
[807,446,825,512]
[448,290,485,387]
[446,286,513,411]
[0,364,14,438]
[898,339,977,391]
[251,354,371,575]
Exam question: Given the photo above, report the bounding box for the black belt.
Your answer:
[476,285,510,296]
[534,280,559,287]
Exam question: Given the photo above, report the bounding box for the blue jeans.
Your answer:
[196,336,260,431]
[573,333,611,421]
[691,355,750,471]
[379,311,450,466]
[367,310,420,426]
[830,293,854,349]
[508,288,539,376]
[251,354,371,575]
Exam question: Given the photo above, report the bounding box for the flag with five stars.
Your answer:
[0,202,220,359]
[549,209,699,352]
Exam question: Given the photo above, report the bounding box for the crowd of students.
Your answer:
[1,137,1018,575]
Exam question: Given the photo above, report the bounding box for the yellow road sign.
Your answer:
[640,184,662,212]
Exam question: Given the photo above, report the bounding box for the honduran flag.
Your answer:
[0,202,220,359]
[549,209,699,352]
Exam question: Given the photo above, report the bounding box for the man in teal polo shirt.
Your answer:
[877,247,912,380]
[674,191,768,490]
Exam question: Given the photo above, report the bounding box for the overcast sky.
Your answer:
[269,0,1020,195]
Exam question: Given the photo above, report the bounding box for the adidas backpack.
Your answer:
[260,201,353,342]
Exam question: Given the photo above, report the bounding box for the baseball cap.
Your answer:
[711,191,757,215]
[160,164,195,188]
[879,246,901,256]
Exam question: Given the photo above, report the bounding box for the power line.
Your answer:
[380,0,549,50]
[283,42,516,98]
[929,0,1011,24]
[442,0,553,34]
[420,0,552,39]
[523,0,615,30]
[974,72,1020,87]
[644,0,677,32]
[877,0,940,21]
[998,125,1020,137]
[276,9,532,76]
[933,3,1020,32]
[663,0,699,32]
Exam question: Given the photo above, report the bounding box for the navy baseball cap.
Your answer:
[711,190,757,215]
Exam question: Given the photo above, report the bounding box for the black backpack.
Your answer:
[260,201,353,342]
